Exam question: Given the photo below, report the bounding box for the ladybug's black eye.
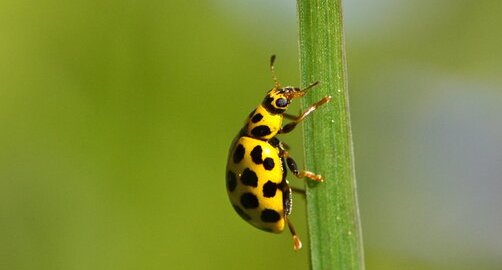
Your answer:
[276,98,288,108]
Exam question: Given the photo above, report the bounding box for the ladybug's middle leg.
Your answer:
[277,147,323,182]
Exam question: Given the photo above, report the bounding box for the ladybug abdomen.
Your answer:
[226,136,285,233]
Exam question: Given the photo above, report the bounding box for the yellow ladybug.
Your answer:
[226,55,331,250]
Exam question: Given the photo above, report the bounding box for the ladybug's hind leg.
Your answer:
[281,181,302,251]
[287,218,302,251]
[290,186,306,195]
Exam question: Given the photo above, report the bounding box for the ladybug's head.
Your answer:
[262,83,319,114]
[262,55,320,114]
[243,55,322,140]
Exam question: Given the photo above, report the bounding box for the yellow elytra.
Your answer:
[225,55,331,251]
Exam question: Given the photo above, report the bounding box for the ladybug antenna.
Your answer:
[270,55,281,89]
[286,81,321,100]
[300,81,320,93]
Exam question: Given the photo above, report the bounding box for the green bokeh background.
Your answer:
[1,1,501,269]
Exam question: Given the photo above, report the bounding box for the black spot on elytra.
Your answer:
[251,113,263,123]
[261,209,281,223]
[226,171,237,192]
[263,158,275,170]
[233,204,251,220]
[240,193,259,209]
[251,125,272,137]
[262,181,277,198]
[233,144,245,163]
[241,168,258,187]
[250,145,263,164]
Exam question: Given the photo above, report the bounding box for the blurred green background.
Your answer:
[1,0,501,269]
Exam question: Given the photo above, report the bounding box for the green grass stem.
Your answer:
[297,0,365,269]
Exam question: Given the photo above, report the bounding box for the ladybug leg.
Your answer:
[280,182,302,251]
[283,113,297,120]
[268,137,290,151]
[287,218,302,251]
[281,150,323,182]
[278,96,331,134]
[280,141,290,151]
[290,186,306,194]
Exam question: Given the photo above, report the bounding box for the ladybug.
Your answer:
[225,55,331,250]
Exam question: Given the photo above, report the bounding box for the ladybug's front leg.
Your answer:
[278,95,331,134]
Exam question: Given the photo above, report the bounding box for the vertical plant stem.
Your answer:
[297,0,365,269]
